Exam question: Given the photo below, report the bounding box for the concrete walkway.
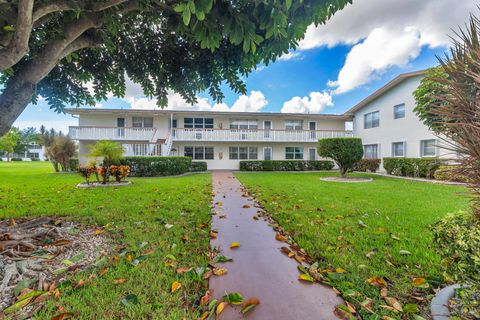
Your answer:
[209,171,342,320]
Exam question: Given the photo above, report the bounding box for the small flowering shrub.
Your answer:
[78,165,96,184]
[97,165,107,184]
[109,165,130,182]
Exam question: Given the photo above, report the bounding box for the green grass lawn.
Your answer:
[0,162,212,319]
[236,172,469,319]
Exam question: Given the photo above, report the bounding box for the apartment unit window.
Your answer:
[394,104,405,119]
[229,147,258,160]
[364,111,380,129]
[184,146,214,160]
[184,118,214,129]
[132,117,153,128]
[230,120,258,129]
[364,144,379,159]
[285,120,303,130]
[392,142,405,157]
[421,139,437,157]
[27,152,39,159]
[285,147,303,159]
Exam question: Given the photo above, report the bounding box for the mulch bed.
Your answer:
[0,217,111,318]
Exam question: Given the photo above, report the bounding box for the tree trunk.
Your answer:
[0,78,36,136]
[340,166,348,178]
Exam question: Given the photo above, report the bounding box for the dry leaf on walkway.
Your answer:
[210,231,218,239]
[216,202,223,206]
[171,281,181,293]
[298,273,315,282]
[229,242,240,249]
[216,302,227,315]
[275,233,288,242]
[241,297,260,314]
[242,205,250,208]
[213,267,228,276]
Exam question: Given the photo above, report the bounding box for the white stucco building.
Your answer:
[66,69,453,170]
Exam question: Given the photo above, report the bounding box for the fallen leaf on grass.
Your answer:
[229,242,240,249]
[114,279,127,285]
[399,250,411,255]
[404,303,419,313]
[171,281,181,293]
[199,311,210,320]
[216,301,227,315]
[200,291,210,305]
[176,267,191,275]
[4,291,44,314]
[121,294,139,307]
[380,287,388,297]
[384,296,402,312]
[412,277,429,288]
[334,304,355,320]
[51,312,74,320]
[298,273,315,282]
[367,276,387,287]
[335,268,347,273]
[241,297,260,314]
[360,298,374,313]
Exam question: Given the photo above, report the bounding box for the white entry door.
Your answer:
[309,148,316,160]
[263,147,272,160]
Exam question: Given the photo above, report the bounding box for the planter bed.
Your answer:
[76,181,132,188]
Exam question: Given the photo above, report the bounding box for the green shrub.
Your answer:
[432,212,480,283]
[68,158,79,171]
[239,160,334,171]
[383,157,443,178]
[352,159,381,172]
[434,165,470,183]
[317,137,363,177]
[11,158,22,161]
[30,158,40,161]
[120,157,192,176]
[189,161,208,172]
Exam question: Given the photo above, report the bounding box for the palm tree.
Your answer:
[46,135,77,172]
[88,140,125,184]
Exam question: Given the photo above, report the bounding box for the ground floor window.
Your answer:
[421,139,436,157]
[184,146,214,160]
[229,146,258,160]
[392,142,405,157]
[285,147,303,160]
[363,144,379,159]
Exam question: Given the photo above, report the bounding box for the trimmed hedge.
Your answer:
[383,157,443,178]
[434,165,470,183]
[189,161,208,172]
[11,158,22,161]
[352,159,381,173]
[31,158,40,161]
[120,156,192,176]
[240,160,334,171]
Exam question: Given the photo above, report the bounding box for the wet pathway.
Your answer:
[209,171,342,320]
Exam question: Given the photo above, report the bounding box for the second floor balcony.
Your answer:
[172,128,354,142]
[69,126,157,141]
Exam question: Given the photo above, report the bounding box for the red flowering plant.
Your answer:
[109,165,130,182]
[78,165,95,184]
[96,166,107,184]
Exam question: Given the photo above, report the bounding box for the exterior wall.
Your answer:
[172,141,322,170]
[352,75,455,170]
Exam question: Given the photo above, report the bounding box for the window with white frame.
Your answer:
[285,147,303,159]
[229,147,258,160]
[285,120,303,130]
[132,117,154,128]
[364,111,380,129]
[421,139,437,157]
[392,142,405,157]
[394,104,405,119]
[230,120,258,129]
[363,144,379,159]
[184,146,214,160]
[184,118,214,129]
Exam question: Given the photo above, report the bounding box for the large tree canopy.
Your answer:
[0,0,351,135]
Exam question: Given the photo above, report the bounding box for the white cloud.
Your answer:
[281,91,333,114]
[297,0,476,94]
[278,51,302,61]
[328,27,422,94]
[127,90,267,113]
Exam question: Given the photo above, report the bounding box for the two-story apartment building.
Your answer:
[66,69,453,171]
[345,70,454,162]
[67,109,353,169]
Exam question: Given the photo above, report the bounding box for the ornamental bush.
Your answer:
[239,160,334,171]
[189,161,208,172]
[120,157,192,176]
[109,165,131,182]
[317,137,363,177]
[434,165,471,183]
[78,165,95,184]
[383,157,444,178]
[352,159,381,173]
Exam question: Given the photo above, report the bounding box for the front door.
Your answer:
[309,148,316,161]
[117,118,125,137]
[309,121,316,140]
[263,147,272,160]
[264,121,272,138]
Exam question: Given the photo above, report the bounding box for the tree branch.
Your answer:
[60,35,102,59]
[0,0,34,71]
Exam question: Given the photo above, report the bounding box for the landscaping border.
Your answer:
[76,181,132,188]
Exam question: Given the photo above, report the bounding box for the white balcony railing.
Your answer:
[123,143,162,157]
[69,126,157,141]
[172,128,353,142]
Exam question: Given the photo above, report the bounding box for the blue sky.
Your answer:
[13,0,477,132]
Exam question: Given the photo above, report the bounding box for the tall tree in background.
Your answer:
[0,127,20,161]
[13,126,38,155]
[0,0,352,136]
